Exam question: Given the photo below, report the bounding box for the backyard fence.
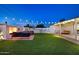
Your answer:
[33,28,54,33]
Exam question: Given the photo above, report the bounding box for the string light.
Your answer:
[5,17,8,19]
[12,18,15,21]
[20,19,22,22]
[26,20,28,22]
[2,17,55,26]
[49,22,50,24]
[52,22,53,24]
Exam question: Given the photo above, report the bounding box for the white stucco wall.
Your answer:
[0,25,18,39]
[50,25,60,34]
[0,25,8,39]
[33,28,53,33]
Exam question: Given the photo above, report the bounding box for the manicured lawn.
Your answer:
[0,33,79,55]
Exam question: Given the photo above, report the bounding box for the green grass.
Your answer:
[0,33,79,55]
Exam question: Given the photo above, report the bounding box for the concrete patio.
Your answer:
[7,35,34,40]
[61,34,79,44]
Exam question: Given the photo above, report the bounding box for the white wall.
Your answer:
[33,28,53,33]
[50,25,60,34]
[0,25,8,39]
[0,25,17,39]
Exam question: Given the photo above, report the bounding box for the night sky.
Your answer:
[0,4,79,27]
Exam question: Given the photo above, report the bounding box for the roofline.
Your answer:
[0,23,17,27]
[53,18,78,26]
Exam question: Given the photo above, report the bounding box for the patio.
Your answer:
[51,17,79,44]
[11,35,34,40]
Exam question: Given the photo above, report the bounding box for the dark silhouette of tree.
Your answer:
[59,19,65,22]
[36,24,45,28]
[24,24,30,27]
[24,24,33,28]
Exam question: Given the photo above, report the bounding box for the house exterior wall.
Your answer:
[51,21,75,35]
[0,25,7,39]
[8,26,18,33]
[61,22,74,35]
[0,24,18,39]
[51,25,60,34]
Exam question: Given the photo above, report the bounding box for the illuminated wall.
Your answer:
[8,26,18,33]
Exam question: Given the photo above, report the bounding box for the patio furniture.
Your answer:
[11,32,30,37]
[77,30,79,34]
[61,30,70,34]
[10,31,34,37]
